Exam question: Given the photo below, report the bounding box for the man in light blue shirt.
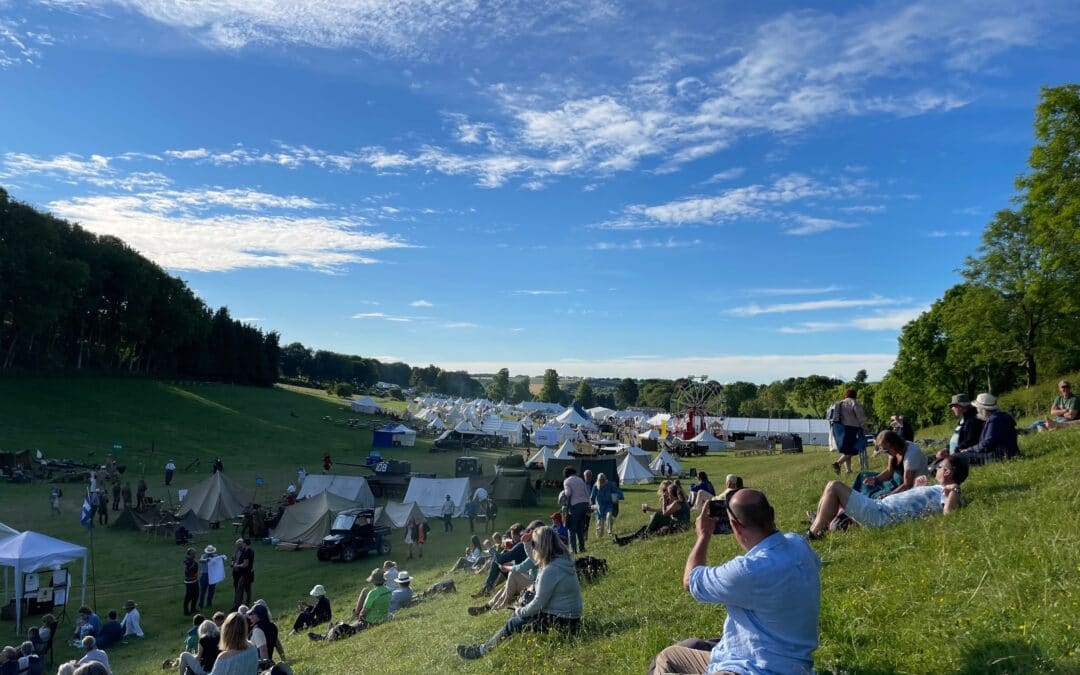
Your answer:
[652,490,820,674]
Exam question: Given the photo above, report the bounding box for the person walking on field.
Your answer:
[165,460,176,486]
[441,495,455,532]
[830,388,866,476]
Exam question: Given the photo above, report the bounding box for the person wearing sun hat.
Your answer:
[940,393,1019,464]
[389,571,414,614]
[947,394,983,454]
[120,599,143,638]
[291,584,332,634]
[349,568,392,629]
[198,545,221,609]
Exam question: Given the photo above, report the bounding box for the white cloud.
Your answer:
[748,285,843,296]
[730,296,906,317]
[43,0,615,56]
[513,289,571,296]
[784,215,860,235]
[702,167,745,184]
[431,352,898,382]
[778,307,928,333]
[839,204,886,214]
[588,238,702,251]
[0,18,52,68]
[47,190,409,273]
[351,312,414,322]
[409,299,434,307]
[927,230,973,238]
[439,321,479,329]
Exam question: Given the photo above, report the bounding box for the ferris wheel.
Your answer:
[670,377,726,437]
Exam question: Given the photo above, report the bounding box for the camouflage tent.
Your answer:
[491,469,537,507]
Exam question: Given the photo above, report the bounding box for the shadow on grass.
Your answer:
[955,638,1056,674]
[971,482,1033,503]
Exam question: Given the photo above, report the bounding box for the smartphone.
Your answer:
[707,499,726,519]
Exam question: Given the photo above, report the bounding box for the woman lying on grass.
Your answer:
[457,526,582,660]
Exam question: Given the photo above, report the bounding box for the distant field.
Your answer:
[0,378,1077,674]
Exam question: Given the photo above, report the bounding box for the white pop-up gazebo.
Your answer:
[0,531,88,633]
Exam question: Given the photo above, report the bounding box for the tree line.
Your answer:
[0,188,280,385]
[874,85,1080,428]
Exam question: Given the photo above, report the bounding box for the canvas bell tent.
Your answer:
[271,491,358,546]
[176,472,250,523]
[403,477,470,517]
[296,475,375,507]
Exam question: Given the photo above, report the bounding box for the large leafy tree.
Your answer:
[487,368,511,402]
[574,380,596,408]
[509,378,532,404]
[538,369,562,403]
[614,377,639,409]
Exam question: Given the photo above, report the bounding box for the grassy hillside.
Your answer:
[0,378,1077,674]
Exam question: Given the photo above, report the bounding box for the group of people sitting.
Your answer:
[304,561,415,642]
[164,599,287,674]
[56,603,144,675]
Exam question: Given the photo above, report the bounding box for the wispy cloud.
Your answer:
[702,168,745,184]
[513,289,571,296]
[784,215,860,236]
[47,189,409,273]
[730,296,906,317]
[351,312,414,322]
[409,299,434,307]
[927,230,973,238]
[778,307,928,333]
[748,285,843,296]
[0,19,54,69]
[839,204,886,214]
[588,238,702,251]
[439,321,479,329]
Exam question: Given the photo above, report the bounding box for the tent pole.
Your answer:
[80,553,87,608]
[14,562,21,635]
[88,525,97,609]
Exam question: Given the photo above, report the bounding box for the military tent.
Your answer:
[112,504,164,531]
[374,501,425,529]
[491,469,537,507]
[176,511,209,535]
[618,454,654,484]
[403,477,470,517]
[543,457,619,484]
[625,445,651,457]
[553,440,576,459]
[296,475,374,507]
[271,491,357,546]
[351,396,380,414]
[176,472,250,523]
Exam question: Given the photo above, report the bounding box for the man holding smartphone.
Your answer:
[651,489,821,674]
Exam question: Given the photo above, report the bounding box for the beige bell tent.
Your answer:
[271,491,357,546]
[373,501,426,529]
[176,472,250,523]
[296,475,375,507]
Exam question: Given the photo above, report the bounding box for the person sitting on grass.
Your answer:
[309,568,392,642]
[457,526,583,660]
[290,585,331,634]
[247,604,284,670]
[1029,380,1079,431]
[936,393,1019,464]
[473,523,529,599]
[75,636,111,673]
[448,536,485,573]
[467,521,544,616]
[689,471,716,512]
[615,483,689,545]
[94,611,123,650]
[861,430,928,497]
[207,612,257,675]
[72,607,101,643]
[549,512,570,546]
[16,641,43,675]
[807,456,969,539]
[389,572,415,615]
[175,619,219,675]
[650,489,820,675]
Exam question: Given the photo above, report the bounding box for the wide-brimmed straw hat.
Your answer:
[309,584,326,597]
[949,394,971,406]
[973,393,999,410]
[203,545,217,555]
[395,571,412,584]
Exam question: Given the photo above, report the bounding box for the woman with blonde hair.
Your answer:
[589,473,621,536]
[207,612,257,675]
[457,526,582,660]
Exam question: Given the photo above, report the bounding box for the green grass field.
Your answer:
[1,378,1077,674]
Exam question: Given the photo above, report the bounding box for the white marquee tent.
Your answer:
[555,406,591,426]
[625,445,651,457]
[649,449,683,475]
[387,424,418,447]
[296,475,375,507]
[638,429,660,440]
[618,454,655,484]
[0,531,87,633]
[688,430,726,452]
[403,477,471,517]
[715,417,831,445]
[351,396,380,414]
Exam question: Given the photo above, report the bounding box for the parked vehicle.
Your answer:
[316,508,391,562]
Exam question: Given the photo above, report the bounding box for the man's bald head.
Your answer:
[728,489,775,532]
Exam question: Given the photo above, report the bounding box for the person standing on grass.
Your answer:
[49,485,62,515]
[95,489,109,525]
[562,467,590,554]
[183,547,200,615]
[111,482,121,512]
[651,489,820,674]
[121,482,132,511]
[441,495,455,532]
[165,459,176,486]
[463,497,478,533]
[830,388,866,476]
[231,539,254,610]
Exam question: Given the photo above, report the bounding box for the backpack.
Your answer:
[826,403,842,424]
[575,556,609,583]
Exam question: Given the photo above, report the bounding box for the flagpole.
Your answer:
[88,519,97,609]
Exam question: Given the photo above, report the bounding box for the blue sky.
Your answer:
[2,0,1077,382]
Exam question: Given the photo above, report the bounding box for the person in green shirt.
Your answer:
[352,568,392,627]
[1031,380,1080,431]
